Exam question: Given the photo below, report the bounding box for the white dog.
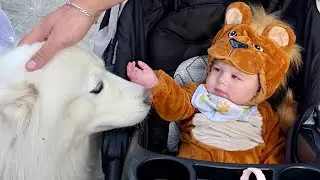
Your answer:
[0,42,151,180]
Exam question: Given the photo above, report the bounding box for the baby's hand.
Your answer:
[127,61,159,89]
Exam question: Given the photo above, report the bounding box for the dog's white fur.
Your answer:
[0,42,150,180]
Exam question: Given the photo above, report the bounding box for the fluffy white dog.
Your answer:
[0,42,151,180]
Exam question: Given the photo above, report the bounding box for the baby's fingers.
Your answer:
[127,62,136,77]
[137,61,151,70]
[131,61,136,68]
[126,62,132,76]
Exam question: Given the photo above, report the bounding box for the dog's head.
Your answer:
[0,42,151,139]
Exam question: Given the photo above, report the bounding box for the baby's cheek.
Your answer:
[207,75,220,93]
[205,83,215,94]
[228,87,246,104]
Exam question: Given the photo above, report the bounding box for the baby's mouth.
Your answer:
[213,88,228,98]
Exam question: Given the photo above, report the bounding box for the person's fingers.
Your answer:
[135,66,143,73]
[18,25,48,46]
[138,61,154,74]
[130,62,136,75]
[127,62,134,77]
[137,61,149,70]
[25,40,62,71]
[127,62,140,79]
[132,61,136,68]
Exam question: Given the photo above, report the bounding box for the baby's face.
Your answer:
[206,60,260,105]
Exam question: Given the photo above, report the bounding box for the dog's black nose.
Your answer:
[229,39,248,49]
[143,90,152,105]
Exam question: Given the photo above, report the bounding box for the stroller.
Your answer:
[1,0,318,179]
[97,0,320,179]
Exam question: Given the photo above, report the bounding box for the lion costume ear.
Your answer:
[225,2,252,25]
[262,24,296,50]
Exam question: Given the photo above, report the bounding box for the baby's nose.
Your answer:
[218,75,228,85]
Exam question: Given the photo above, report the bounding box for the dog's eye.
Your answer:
[90,81,104,94]
[228,31,237,38]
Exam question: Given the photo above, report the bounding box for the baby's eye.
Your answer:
[231,74,240,80]
[213,67,220,72]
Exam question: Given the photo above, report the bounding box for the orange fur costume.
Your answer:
[151,2,301,164]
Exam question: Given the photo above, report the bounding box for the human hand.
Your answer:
[18,0,125,71]
[127,61,159,89]
[18,3,93,71]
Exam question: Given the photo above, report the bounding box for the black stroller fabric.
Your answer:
[99,0,320,179]
[281,0,320,163]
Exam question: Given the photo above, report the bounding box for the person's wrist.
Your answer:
[69,0,110,19]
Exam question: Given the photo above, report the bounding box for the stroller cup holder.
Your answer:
[278,167,320,180]
[121,130,320,180]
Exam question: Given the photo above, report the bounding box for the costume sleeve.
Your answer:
[151,69,197,121]
[259,102,286,164]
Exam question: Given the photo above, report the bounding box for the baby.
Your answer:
[127,2,300,164]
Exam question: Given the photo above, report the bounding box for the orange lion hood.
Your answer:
[207,2,301,105]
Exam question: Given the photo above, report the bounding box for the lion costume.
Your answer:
[150,2,301,164]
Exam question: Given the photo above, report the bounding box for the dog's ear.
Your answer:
[0,83,38,126]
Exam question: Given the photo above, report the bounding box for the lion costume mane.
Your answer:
[150,2,301,164]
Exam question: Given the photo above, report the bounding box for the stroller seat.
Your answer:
[98,0,320,179]
[168,55,208,153]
